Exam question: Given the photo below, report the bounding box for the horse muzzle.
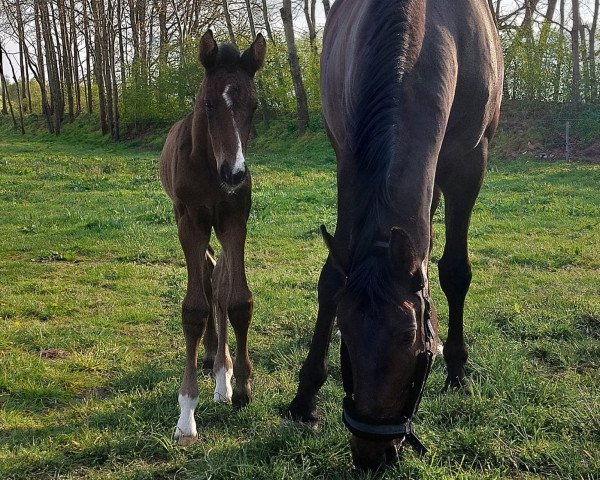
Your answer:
[219,162,247,189]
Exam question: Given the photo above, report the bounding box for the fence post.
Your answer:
[565,121,571,163]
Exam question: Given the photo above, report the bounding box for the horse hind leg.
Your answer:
[201,246,217,376]
[174,206,211,445]
[212,255,234,404]
[214,226,254,408]
[438,141,488,392]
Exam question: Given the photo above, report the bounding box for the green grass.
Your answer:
[0,128,598,480]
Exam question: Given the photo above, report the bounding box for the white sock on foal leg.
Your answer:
[175,394,198,445]
[213,366,233,403]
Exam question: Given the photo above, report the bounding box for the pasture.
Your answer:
[0,128,598,479]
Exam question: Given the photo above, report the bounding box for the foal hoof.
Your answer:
[201,358,214,377]
[232,388,252,409]
[443,374,473,394]
[175,434,198,446]
[174,428,198,446]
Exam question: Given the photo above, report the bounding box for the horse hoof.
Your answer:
[175,434,198,446]
[285,400,320,425]
[442,374,472,394]
[232,389,252,409]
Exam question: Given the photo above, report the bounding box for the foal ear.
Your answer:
[389,227,419,275]
[320,225,349,275]
[199,30,218,70]
[241,33,267,76]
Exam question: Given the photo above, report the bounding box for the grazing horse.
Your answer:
[160,30,266,445]
[286,0,503,470]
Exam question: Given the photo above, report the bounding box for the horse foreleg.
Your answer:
[201,247,217,376]
[174,206,211,445]
[438,142,487,391]
[286,258,342,423]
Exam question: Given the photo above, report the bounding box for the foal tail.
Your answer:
[205,244,216,268]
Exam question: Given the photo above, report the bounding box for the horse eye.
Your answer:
[205,101,214,112]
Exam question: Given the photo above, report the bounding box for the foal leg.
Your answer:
[215,225,254,408]
[438,141,487,391]
[174,205,211,445]
[286,257,343,423]
[201,247,217,376]
[211,254,234,404]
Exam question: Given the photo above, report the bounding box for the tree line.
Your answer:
[0,0,598,138]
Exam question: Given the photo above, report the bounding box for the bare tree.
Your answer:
[322,0,330,17]
[571,0,581,104]
[281,0,309,135]
[222,0,236,45]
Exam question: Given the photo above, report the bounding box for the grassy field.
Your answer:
[0,127,599,479]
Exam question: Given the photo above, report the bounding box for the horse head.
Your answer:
[198,30,266,191]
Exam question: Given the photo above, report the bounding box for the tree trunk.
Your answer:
[82,0,93,114]
[58,0,75,121]
[304,0,317,48]
[261,0,274,43]
[33,0,53,131]
[281,0,309,135]
[70,0,82,114]
[14,0,29,113]
[244,0,256,38]
[0,40,9,116]
[323,0,330,17]
[0,59,17,128]
[222,0,236,45]
[39,0,63,133]
[3,44,26,134]
[571,0,581,104]
[92,0,109,134]
[589,0,599,102]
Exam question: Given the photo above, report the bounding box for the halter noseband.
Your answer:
[341,242,435,455]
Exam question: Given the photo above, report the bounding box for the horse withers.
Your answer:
[287,0,503,470]
[160,30,266,445]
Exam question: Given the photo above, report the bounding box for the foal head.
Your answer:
[198,30,266,191]
[323,226,439,470]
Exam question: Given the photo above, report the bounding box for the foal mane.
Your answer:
[345,0,417,301]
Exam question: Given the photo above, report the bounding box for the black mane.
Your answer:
[346,0,413,299]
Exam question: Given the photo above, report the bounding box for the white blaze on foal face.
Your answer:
[222,84,246,175]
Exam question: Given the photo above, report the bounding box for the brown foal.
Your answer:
[159,30,266,445]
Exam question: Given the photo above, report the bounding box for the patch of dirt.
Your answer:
[39,348,68,359]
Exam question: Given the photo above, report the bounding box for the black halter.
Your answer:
[340,260,435,455]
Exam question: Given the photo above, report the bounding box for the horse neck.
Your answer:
[190,83,212,165]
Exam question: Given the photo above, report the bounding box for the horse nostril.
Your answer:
[219,163,232,185]
[220,162,246,187]
[231,167,247,185]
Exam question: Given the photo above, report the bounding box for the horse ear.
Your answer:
[320,225,349,275]
[199,30,218,70]
[389,227,419,276]
[241,33,267,76]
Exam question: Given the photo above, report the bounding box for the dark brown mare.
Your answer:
[160,30,266,445]
[286,0,503,470]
